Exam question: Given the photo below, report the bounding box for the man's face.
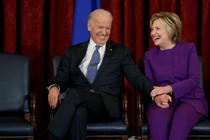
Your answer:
[88,15,112,46]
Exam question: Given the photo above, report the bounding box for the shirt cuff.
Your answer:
[47,84,60,91]
[151,95,155,101]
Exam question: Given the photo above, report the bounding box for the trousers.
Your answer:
[48,88,109,140]
[147,101,204,140]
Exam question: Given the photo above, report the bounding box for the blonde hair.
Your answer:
[150,12,182,43]
[88,9,113,25]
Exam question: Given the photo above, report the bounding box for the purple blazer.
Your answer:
[144,42,208,116]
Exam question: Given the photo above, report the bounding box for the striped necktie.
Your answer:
[86,45,100,83]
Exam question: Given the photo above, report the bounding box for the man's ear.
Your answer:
[87,24,91,31]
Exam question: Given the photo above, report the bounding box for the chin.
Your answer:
[98,40,107,45]
[153,41,160,46]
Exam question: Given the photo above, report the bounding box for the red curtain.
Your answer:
[1,0,210,139]
[102,0,210,136]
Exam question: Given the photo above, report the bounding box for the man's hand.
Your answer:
[154,94,172,108]
[48,86,61,108]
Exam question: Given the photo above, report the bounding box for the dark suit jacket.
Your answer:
[52,40,153,118]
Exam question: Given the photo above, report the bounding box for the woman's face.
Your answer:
[150,19,172,48]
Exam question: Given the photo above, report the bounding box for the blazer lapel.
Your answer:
[94,42,114,81]
[76,41,89,78]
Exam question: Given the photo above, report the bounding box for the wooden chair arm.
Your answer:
[24,91,37,129]
[136,91,144,136]
[123,91,128,124]
[30,91,37,128]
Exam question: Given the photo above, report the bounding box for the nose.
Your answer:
[101,28,107,34]
[150,29,155,36]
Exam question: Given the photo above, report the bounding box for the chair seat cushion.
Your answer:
[141,119,210,136]
[0,116,34,136]
[141,123,148,135]
[189,119,210,135]
[87,119,128,135]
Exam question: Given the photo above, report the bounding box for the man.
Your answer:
[48,9,159,140]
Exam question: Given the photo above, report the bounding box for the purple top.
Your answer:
[144,42,208,116]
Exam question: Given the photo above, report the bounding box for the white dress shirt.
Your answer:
[79,39,106,77]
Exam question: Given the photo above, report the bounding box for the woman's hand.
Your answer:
[151,85,173,97]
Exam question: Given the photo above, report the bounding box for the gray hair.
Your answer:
[88,9,113,25]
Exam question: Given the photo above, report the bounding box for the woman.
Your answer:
[145,12,208,140]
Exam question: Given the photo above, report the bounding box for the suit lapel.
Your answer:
[94,41,114,81]
[76,41,89,79]
[75,40,115,83]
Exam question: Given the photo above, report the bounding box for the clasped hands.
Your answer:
[151,85,173,109]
